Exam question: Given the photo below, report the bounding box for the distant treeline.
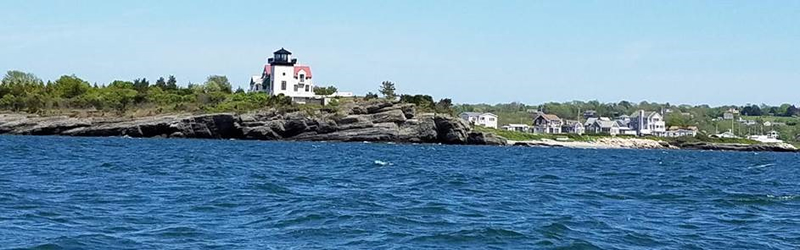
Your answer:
[0,70,295,114]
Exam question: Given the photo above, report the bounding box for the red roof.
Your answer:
[294,65,312,79]
[262,64,272,77]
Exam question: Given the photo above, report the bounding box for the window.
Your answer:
[305,85,310,92]
[489,118,495,121]
[282,72,286,76]
[299,74,305,82]
[281,81,286,90]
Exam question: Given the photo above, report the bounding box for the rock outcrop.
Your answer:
[0,100,507,146]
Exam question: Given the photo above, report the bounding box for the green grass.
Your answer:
[473,126,619,142]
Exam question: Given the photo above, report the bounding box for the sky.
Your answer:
[1,0,798,106]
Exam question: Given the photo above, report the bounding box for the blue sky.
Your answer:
[1,0,798,105]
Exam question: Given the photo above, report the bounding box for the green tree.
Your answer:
[166,75,178,90]
[205,75,231,93]
[1,70,44,97]
[364,92,379,100]
[52,75,91,99]
[133,78,150,93]
[313,86,338,95]
[235,87,245,94]
[379,81,396,99]
[154,77,167,89]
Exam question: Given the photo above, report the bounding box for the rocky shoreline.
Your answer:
[0,100,506,146]
[510,138,798,152]
[0,100,796,153]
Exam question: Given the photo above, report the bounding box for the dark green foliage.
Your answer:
[313,86,338,95]
[741,105,762,116]
[379,81,396,99]
[166,75,178,90]
[364,92,379,100]
[0,70,291,114]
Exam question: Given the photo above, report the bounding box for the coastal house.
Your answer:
[586,119,620,135]
[713,130,739,139]
[250,48,317,103]
[629,110,666,136]
[663,126,698,137]
[748,130,782,143]
[502,124,531,132]
[561,120,584,135]
[533,113,563,134]
[723,108,738,120]
[460,112,498,129]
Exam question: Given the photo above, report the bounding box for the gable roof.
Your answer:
[592,120,619,128]
[294,65,312,79]
[535,113,561,121]
[630,110,660,118]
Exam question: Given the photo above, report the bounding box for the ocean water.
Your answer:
[1,136,799,249]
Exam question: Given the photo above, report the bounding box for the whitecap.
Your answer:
[374,160,392,166]
[748,163,775,169]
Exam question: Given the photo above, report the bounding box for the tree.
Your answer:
[133,78,150,93]
[364,92,379,100]
[1,70,44,97]
[154,77,167,89]
[741,105,762,116]
[435,98,453,113]
[379,81,396,99]
[313,86,338,95]
[166,75,178,90]
[235,87,245,94]
[205,75,231,93]
[785,105,799,117]
[400,94,434,110]
[52,75,91,99]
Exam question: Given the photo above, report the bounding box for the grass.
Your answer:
[473,126,621,142]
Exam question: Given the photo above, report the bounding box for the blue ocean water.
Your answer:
[1,136,799,249]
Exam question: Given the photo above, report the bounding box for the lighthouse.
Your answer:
[250,48,315,101]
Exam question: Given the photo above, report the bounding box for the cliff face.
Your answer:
[0,100,507,145]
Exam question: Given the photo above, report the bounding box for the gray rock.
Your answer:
[434,114,471,144]
[467,132,508,145]
[370,109,406,123]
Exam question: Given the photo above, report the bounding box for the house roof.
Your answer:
[294,65,312,79]
[263,65,272,77]
[535,114,561,121]
[461,112,496,117]
[593,120,619,128]
[274,48,292,55]
[250,76,262,83]
[630,110,659,118]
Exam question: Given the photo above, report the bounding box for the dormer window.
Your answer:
[299,74,305,82]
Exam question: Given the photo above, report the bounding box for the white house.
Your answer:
[250,48,316,102]
[630,110,666,136]
[663,126,698,138]
[502,124,530,132]
[460,112,498,129]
